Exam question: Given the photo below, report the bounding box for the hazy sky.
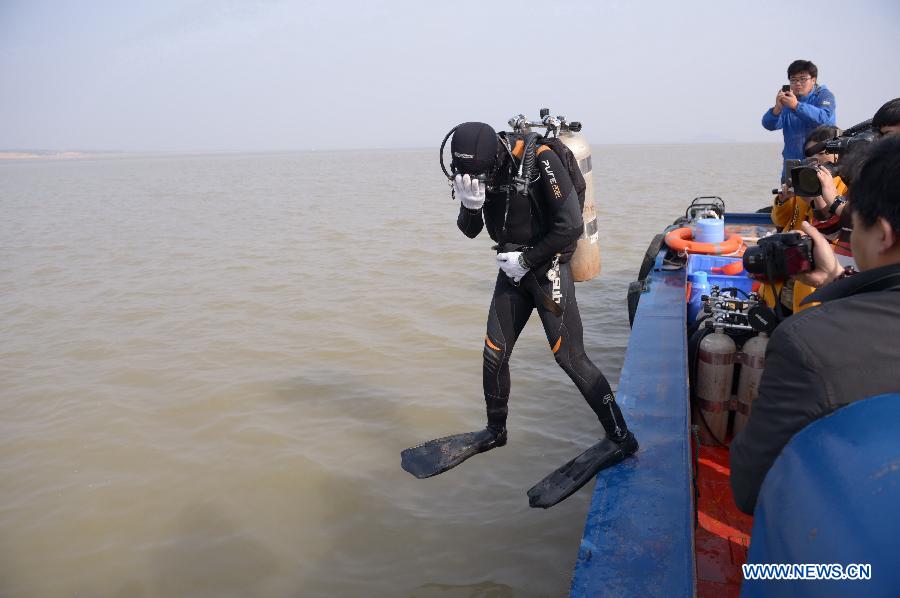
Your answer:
[2,0,899,151]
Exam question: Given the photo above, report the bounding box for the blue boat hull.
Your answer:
[570,213,773,597]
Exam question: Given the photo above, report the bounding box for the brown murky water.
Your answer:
[0,144,780,597]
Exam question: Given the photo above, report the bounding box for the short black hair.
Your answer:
[787,60,818,79]
[845,135,900,235]
[872,98,900,130]
[805,125,841,147]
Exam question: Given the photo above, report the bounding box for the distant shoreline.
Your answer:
[0,142,783,161]
[0,151,94,160]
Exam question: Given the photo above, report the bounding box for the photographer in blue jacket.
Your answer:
[763,59,836,172]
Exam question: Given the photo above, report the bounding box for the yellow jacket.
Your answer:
[762,175,849,313]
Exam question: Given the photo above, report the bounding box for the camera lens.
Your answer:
[795,167,821,196]
[742,246,766,275]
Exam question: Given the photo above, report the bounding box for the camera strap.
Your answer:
[850,272,900,295]
[803,268,900,305]
[767,262,790,321]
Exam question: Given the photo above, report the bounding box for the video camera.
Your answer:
[819,131,879,156]
[803,119,878,160]
[783,119,878,197]
[743,232,815,282]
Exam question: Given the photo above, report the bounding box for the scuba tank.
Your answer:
[508,109,601,281]
[558,128,601,281]
[733,332,768,436]
[695,323,736,445]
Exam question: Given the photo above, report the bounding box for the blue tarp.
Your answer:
[744,393,900,598]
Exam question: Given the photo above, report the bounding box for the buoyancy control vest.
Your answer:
[479,132,558,254]
[446,121,601,282]
[503,131,600,281]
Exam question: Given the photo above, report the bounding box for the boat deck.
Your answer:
[695,445,753,598]
[570,251,695,597]
[570,213,772,597]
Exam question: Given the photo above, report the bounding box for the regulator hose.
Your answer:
[439,124,460,180]
[517,132,541,185]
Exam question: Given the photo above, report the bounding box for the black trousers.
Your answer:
[482,261,628,440]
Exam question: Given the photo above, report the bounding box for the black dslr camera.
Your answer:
[743,232,815,282]
[786,159,835,197]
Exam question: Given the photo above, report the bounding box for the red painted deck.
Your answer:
[694,445,753,598]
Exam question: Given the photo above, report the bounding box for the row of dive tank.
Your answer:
[688,282,777,446]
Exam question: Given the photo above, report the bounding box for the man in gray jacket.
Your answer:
[730,134,900,515]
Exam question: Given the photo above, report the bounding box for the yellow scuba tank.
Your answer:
[559,129,601,281]
[733,332,768,436]
[695,324,736,445]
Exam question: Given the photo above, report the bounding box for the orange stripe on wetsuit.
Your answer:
[512,142,551,159]
[552,337,562,354]
[485,336,502,352]
[511,139,525,158]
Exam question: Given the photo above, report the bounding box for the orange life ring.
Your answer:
[664,227,742,255]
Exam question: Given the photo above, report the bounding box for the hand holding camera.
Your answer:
[793,222,845,288]
[774,88,788,114]
[777,84,792,105]
[815,166,839,205]
[781,86,799,110]
[743,231,816,282]
[787,160,834,198]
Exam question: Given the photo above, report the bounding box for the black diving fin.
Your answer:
[401,428,507,479]
[527,431,638,509]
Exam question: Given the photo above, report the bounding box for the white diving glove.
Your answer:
[497,251,529,283]
[454,174,485,210]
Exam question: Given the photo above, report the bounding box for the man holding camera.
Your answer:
[765,126,847,314]
[763,60,836,171]
[730,135,900,515]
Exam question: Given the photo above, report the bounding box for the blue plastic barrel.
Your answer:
[693,218,725,244]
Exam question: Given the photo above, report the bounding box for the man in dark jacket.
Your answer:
[730,135,900,514]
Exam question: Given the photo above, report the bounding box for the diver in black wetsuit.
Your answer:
[401,122,637,508]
